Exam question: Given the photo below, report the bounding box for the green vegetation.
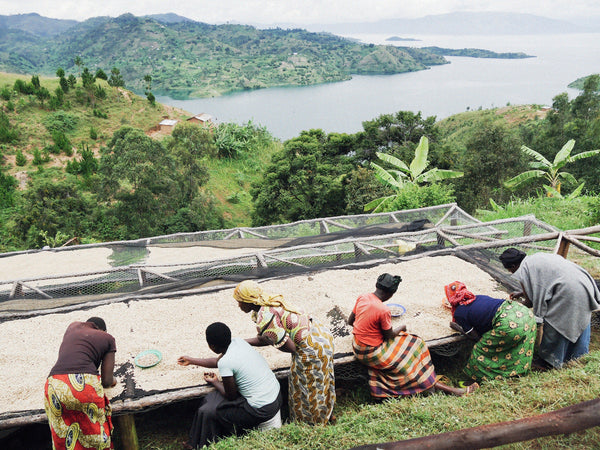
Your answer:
[504,139,600,198]
[423,46,533,59]
[0,71,278,251]
[366,136,463,212]
[1,14,448,98]
[569,73,600,91]
[1,70,600,253]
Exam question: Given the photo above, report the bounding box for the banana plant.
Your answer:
[365,136,464,212]
[504,139,600,196]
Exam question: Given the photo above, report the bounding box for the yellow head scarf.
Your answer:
[233,280,301,314]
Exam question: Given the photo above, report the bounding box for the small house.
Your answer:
[159,119,178,132]
[187,113,213,125]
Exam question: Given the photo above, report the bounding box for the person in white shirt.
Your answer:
[178,322,282,449]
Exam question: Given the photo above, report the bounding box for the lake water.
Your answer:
[156,33,600,141]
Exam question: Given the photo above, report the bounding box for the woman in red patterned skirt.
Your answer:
[44,317,117,450]
[348,274,478,399]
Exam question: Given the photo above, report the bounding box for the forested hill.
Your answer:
[0,13,447,98]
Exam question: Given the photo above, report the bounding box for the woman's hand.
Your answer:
[509,291,524,300]
[449,322,465,334]
[394,324,407,334]
[177,356,191,366]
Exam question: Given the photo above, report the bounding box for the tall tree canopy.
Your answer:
[251,129,354,225]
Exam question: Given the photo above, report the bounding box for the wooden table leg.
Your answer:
[116,414,139,450]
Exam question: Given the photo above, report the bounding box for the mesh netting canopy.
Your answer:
[0,204,561,316]
[1,204,599,430]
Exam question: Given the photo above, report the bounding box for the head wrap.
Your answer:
[444,281,476,320]
[233,280,300,314]
[375,273,402,294]
[499,248,527,269]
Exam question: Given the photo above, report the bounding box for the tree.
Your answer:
[98,127,180,238]
[30,75,40,90]
[167,122,215,204]
[67,74,77,88]
[12,177,95,248]
[357,111,439,164]
[504,139,600,197]
[366,136,463,212]
[251,129,353,225]
[108,67,124,87]
[95,69,108,81]
[454,121,525,212]
[74,56,83,77]
[36,87,51,106]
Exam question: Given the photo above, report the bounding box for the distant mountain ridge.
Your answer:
[1,11,598,38]
[295,12,599,35]
[0,12,78,37]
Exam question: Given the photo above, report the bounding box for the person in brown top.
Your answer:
[44,317,117,449]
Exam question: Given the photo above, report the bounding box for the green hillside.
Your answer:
[1,69,599,252]
[0,14,447,98]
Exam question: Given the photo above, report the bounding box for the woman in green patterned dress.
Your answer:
[233,280,335,425]
[444,281,537,382]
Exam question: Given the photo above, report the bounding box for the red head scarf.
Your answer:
[444,281,476,320]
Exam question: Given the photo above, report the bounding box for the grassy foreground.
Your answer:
[126,334,600,450]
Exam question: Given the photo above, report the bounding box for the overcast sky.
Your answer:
[2,0,600,25]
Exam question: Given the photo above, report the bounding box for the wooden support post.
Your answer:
[556,233,571,258]
[116,414,139,450]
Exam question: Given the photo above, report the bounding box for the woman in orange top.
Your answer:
[348,273,477,399]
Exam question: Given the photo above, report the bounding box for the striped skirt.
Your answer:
[289,319,336,424]
[465,300,536,381]
[44,374,113,450]
[353,332,436,398]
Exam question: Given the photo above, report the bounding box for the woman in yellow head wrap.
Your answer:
[233,280,335,425]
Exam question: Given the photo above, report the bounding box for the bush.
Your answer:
[387,183,456,211]
[89,127,98,140]
[15,150,27,166]
[214,121,272,158]
[52,130,72,155]
[43,111,78,133]
[32,148,44,166]
[0,86,11,101]
[0,111,18,143]
[93,109,108,119]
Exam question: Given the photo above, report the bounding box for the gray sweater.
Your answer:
[513,253,600,343]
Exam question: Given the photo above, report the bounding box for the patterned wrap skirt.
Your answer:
[289,319,336,424]
[353,332,436,398]
[465,300,537,381]
[44,374,113,450]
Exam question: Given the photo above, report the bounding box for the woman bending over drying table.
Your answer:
[348,274,478,399]
[44,317,117,450]
[444,281,537,382]
[233,279,336,425]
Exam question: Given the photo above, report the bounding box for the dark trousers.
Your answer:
[188,390,282,448]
